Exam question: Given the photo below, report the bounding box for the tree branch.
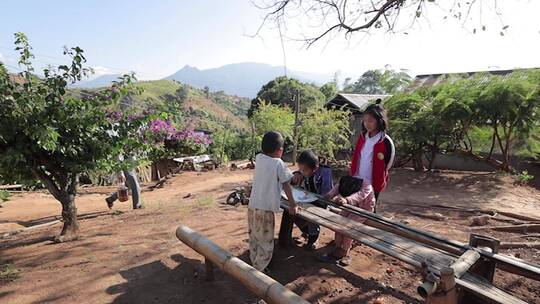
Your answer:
[31,167,62,200]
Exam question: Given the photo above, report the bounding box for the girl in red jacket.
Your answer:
[350,99,395,212]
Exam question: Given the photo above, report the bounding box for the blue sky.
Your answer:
[0,0,264,79]
[1,1,540,80]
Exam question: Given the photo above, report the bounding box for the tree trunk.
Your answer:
[31,167,80,242]
[428,149,437,171]
[487,130,496,160]
[412,150,425,172]
[494,127,511,171]
[55,192,79,242]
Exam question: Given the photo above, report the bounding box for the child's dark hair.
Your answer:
[363,98,389,132]
[338,176,363,197]
[261,131,284,154]
[297,150,318,169]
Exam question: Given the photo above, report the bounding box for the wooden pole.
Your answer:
[176,225,309,304]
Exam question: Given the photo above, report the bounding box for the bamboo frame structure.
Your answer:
[311,192,540,282]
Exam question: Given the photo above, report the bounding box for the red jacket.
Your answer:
[350,132,395,193]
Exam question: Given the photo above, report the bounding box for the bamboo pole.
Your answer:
[450,250,481,278]
[176,225,310,304]
[309,192,540,281]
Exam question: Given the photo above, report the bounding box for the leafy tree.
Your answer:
[385,91,430,171]
[251,101,294,140]
[380,69,412,94]
[211,129,255,163]
[298,108,351,160]
[203,86,210,98]
[248,76,325,117]
[387,71,540,172]
[344,69,411,95]
[476,73,540,170]
[319,82,338,100]
[0,33,155,241]
[344,70,384,94]
[175,85,189,103]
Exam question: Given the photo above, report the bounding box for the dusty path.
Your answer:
[0,168,539,304]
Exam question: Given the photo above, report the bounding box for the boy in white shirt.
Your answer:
[248,131,297,272]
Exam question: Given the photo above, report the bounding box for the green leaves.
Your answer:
[386,69,540,170]
[0,32,153,188]
[249,76,326,117]
[343,69,411,95]
[251,100,295,140]
[251,101,350,159]
[298,108,351,159]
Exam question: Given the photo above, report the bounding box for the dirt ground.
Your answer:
[1,167,539,304]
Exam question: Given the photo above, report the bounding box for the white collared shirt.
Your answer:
[249,153,293,212]
[355,131,382,184]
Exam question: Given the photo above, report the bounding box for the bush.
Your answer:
[0,264,21,281]
[0,190,10,202]
[514,170,534,186]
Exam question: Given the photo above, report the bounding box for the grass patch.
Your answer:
[514,170,534,186]
[0,190,10,202]
[111,210,125,216]
[0,264,21,282]
[196,196,214,207]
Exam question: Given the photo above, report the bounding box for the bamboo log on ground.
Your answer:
[0,220,61,239]
[176,225,309,304]
[406,209,448,221]
[471,224,540,233]
[391,202,540,223]
[500,242,540,249]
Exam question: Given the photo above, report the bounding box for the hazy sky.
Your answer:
[1,0,539,81]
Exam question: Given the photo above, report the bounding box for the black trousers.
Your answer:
[278,202,326,246]
[374,192,380,213]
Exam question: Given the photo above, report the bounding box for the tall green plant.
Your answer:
[298,108,351,159]
[251,101,295,140]
[476,73,540,169]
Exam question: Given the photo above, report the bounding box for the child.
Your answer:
[278,150,333,250]
[350,99,395,212]
[319,175,375,266]
[248,131,298,272]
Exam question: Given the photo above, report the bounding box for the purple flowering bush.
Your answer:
[145,119,211,159]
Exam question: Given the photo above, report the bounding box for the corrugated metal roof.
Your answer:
[410,68,539,90]
[326,93,391,111]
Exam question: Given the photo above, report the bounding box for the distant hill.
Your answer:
[72,74,123,88]
[165,62,331,97]
[77,79,250,131]
[72,62,331,97]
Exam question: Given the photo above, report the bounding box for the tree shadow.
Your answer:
[0,291,13,300]
[14,210,111,228]
[0,235,54,251]
[106,254,259,304]
[250,243,422,304]
[110,241,419,304]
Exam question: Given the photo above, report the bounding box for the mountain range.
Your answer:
[73,62,332,97]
